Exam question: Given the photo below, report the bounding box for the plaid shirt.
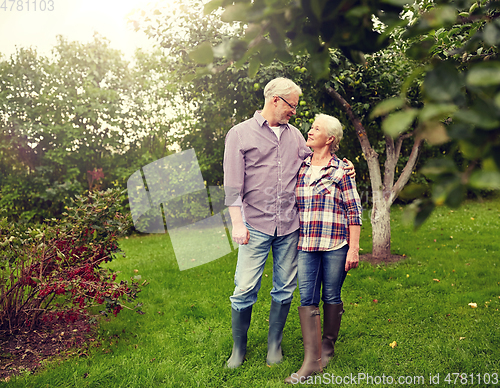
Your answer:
[296,154,362,252]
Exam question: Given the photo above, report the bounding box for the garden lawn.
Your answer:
[6,197,500,387]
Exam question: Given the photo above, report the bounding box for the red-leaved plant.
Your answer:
[0,189,140,333]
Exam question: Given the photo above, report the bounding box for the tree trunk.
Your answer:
[371,198,391,258]
[325,84,423,260]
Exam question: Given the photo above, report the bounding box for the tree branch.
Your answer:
[389,136,424,204]
[384,135,397,196]
[324,84,385,195]
[324,85,375,158]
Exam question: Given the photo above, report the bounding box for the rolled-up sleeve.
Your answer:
[224,128,244,207]
[340,175,362,226]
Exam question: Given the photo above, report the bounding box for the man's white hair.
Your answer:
[263,77,302,101]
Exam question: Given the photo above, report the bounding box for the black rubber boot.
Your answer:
[321,302,344,368]
[266,300,291,365]
[226,306,253,368]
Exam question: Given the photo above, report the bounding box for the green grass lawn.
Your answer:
[7,197,500,387]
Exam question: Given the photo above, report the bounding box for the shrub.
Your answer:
[0,189,140,333]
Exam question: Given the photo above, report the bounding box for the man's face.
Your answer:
[275,93,299,125]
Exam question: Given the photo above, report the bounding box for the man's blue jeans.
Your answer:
[230,223,299,311]
[297,245,349,306]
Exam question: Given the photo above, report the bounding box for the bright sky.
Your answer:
[0,0,162,60]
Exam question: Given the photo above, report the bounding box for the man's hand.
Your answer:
[232,224,250,245]
[345,247,359,271]
[343,158,356,179]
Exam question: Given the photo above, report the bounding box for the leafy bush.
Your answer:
[0,189,140,333]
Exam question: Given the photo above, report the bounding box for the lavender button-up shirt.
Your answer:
[224,111,311,236]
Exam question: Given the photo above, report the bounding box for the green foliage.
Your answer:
[396,1,500,220]
[198,0,406,78]
[0,36,185,222]
[0,189,140,333]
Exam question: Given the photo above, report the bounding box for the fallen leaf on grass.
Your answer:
[468,303,477,308]
[459,337,466,340]
[389,341,397,348]
[433,279,440,282]
[373,299,378,303]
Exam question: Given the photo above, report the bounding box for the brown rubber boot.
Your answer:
[284,306,323,384]
[321,302,344,368]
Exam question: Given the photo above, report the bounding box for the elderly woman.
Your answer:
[285,114,362,384]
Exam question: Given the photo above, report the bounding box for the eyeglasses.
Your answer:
[277,95,298,110]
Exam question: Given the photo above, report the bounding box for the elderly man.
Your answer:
[224,78,352,368]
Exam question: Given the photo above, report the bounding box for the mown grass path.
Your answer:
[7,198,500,387]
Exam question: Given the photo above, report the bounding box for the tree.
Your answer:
[0,35,186,222]
[324,49,427,259]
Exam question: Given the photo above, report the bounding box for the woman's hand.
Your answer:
[345,247,359,271]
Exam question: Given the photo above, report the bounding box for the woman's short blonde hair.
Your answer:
[315,113,343,153]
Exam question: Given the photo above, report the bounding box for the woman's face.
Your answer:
[306,119,333,150]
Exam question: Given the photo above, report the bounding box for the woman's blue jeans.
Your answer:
[298,245,348,306]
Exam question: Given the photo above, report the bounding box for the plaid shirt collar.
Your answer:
[303,154,340,168]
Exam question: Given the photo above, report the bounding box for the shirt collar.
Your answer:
[254,110,289,130]
[304,154,340,168]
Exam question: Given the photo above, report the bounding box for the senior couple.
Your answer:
[223,77,362,382]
